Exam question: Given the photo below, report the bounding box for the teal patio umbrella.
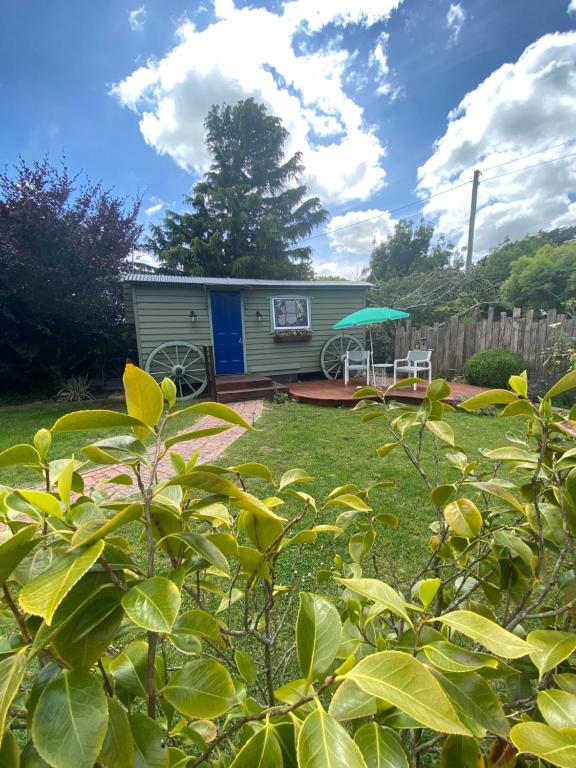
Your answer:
[333,306,409,329]
[332,306,410,370]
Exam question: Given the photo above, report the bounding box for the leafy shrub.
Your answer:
[273,389,290,405]
[0,364,575,766]
[542,327,576,377]
[464,347,527,388]
[56,374,94,402]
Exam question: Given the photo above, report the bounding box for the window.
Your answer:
[271,297,310,331]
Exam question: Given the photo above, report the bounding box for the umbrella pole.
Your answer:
[369,327,374,385]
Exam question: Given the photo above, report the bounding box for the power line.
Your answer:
[481,150,576,183]
[301,180,472,243]
[478,139,575,174]
[302,144,576,246]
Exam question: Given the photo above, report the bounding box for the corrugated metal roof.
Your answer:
[124,273,372,288]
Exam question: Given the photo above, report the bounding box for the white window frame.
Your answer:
[270,296,311,332]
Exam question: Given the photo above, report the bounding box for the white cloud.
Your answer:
[282,0,399,33]
[128,6,146,32]
[568,0,576,14]
[145,201,164,216]
[369,32,394,97]
[417,32,576,258]
[446,3,466,43]
[327,209,396,255]
[129,248,158,268]
[314,261,344,277]
[112,0,403,204]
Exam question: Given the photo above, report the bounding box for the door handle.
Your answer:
[239,336,243,344]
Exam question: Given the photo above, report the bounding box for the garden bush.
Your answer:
[464,346,527,388]
[0,364,575,767]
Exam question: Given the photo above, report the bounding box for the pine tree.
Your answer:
[147,99,328,278]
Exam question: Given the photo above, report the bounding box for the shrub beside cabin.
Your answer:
[123,274,370,399]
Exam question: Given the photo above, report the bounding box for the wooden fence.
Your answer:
[394,308,576,380]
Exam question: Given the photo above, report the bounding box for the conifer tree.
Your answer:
[147,99,328,279]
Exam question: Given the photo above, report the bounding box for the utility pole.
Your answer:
[465,169,481,272]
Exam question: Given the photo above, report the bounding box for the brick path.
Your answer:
[76,399,263,500]
[0,401,263,536]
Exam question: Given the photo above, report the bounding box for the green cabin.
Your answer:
[124,274,371,399]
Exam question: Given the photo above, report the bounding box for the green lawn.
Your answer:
[0,396,527,767]
[1,396,524,585]
[216,400,526,588]
[0,398,201,487]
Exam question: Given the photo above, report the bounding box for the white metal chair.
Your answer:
[344,350,372,386]
[393,350,432,390]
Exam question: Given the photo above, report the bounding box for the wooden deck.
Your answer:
[288,377,489,407]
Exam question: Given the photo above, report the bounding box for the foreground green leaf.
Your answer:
[235,650,257,684]
[51,410,152,433]
[19,541,105,625]
[426,420,455,446]
[0,731,20,767]
[329,679,378,721]
[433,670,509,738]
[11,490,63,521]
[354,723,408,768]
[443,499,482,539]
[511,722,576,768]
[161,659,235,718]
[435,610,534,659]
[230,721,283,768]
[123,362,164,440]
[543,369,576,402]
[99,698,135,768]
[171,609,226,649]
[0,650,29,735]
[165,471,283,520]
[53,605,123,671]
[422,641,499,674]
[297,705,368,768]
[458,389,518,412]
[440,735,484,767]
[335,577,412,625]
[297,593,342,683]
[130,713,169,768]
[0,444,40,468]
[121,576,181,633]
[108,640,159,698]
[71,503,142,548]
[279,468,314,492]
[159,531,230,576]
[343,651,469,735]
[164,424,232,449]
[32,670,108,768]
[528,630,576,677]
[538,689,576,730]
[0,525,39,586]
[168,401,254,430]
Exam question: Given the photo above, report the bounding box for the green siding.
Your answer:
[130,284,212,367]
[242,287,366,374]
[127,283,367,375]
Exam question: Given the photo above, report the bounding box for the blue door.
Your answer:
[210,292,244,374]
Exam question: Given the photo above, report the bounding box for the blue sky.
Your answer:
[2,0,575,275]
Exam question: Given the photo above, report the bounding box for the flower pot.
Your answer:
[273,333,312,343]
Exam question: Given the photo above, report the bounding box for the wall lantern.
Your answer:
[256,310,263,322]
[190,310,197,322]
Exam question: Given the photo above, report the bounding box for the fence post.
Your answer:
[203,345,218,401]
[511,308,522,354]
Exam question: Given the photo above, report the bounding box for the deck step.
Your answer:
[215,374,273,393]
[218,383,288,403]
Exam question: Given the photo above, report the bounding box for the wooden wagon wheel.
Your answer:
[321,335,364,380]
[145,342,208,400]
